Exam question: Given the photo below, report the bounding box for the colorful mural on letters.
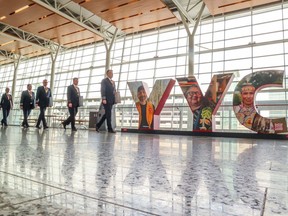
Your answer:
[177,73,234,131]
[125,70,287,134]
[127,79,175,130]
[233,70,287,134]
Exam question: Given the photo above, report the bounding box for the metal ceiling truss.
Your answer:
[0,22,62,53]
[170,0,196,24]
[32,0,124,41]
[0,49,21,61]
[186,0,202,13]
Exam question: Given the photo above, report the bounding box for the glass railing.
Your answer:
[5,103,288,133]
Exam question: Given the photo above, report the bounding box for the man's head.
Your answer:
[241,84,255,107]
[106,69,113,79]
[43,79,48,87]
[73,77,79,86]
[137,85,147,104]
[5,87,9,93]
[27,84,32,91]
[185,84,202,110]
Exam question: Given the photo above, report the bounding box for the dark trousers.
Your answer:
[22,109,31,127]
[1,108,10,126]
[36,107,47,127]
[63,107,78,129]
[96,103,113,131]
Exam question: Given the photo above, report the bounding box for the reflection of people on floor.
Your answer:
[174,138,232,214]
[0,127,8,167]
[135,85,155,129]
[61,133,78,186]
[0,127,9,186]
[95,134,116,213]
[124,135,171,192]
[31,130,49,181]
[15,129,34,173]
[95,134,116,193]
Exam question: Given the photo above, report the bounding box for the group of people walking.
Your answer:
[0,69,117,133]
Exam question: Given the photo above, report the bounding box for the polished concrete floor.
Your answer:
[0,126,287,216]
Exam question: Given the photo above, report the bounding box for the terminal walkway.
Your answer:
[0,127,287,215]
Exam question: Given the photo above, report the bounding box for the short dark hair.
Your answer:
[106,69,112,74]
[137,85,145,93]
[73,77,78,81]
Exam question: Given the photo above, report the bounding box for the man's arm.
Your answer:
[36,87,40,101]
[10,94,13,108]
[100,79,106,100]
[101,79,107,104]
[67,85,73,107]
[35,87,41,106]
[0,94,3,109]
[20,91,24,108]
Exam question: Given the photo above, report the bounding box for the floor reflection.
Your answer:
[62,133,78,187]
[124,134,171,192]
[0,127,287,215]
[174,138,233,214]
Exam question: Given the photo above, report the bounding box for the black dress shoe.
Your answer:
[62,122,66,130]
[36,126,41,129]
[108,130,116,133]
[44,126,49,130]
[95,126,99,132]
[72,128,77,132]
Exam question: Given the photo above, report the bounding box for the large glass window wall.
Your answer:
[0,2,287,132]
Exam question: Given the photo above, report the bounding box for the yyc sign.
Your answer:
[128,70,287,134]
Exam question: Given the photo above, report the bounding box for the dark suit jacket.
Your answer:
[20,90,35,110]
[67,85,80,108]
[36,86,51,108]
[101,78,115,104]
[0,93,13,109]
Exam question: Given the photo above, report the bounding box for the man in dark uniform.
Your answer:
[62,77,80,132]
[0,87,13,127]
[96,69,116,133]
[35,79,52,129]
[20,84,35,128]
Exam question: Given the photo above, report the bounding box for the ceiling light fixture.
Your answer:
[0,40,15,47]
[15,5,29,13]
[219,0,251,8]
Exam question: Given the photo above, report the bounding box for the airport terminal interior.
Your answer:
[0,0,288,215]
